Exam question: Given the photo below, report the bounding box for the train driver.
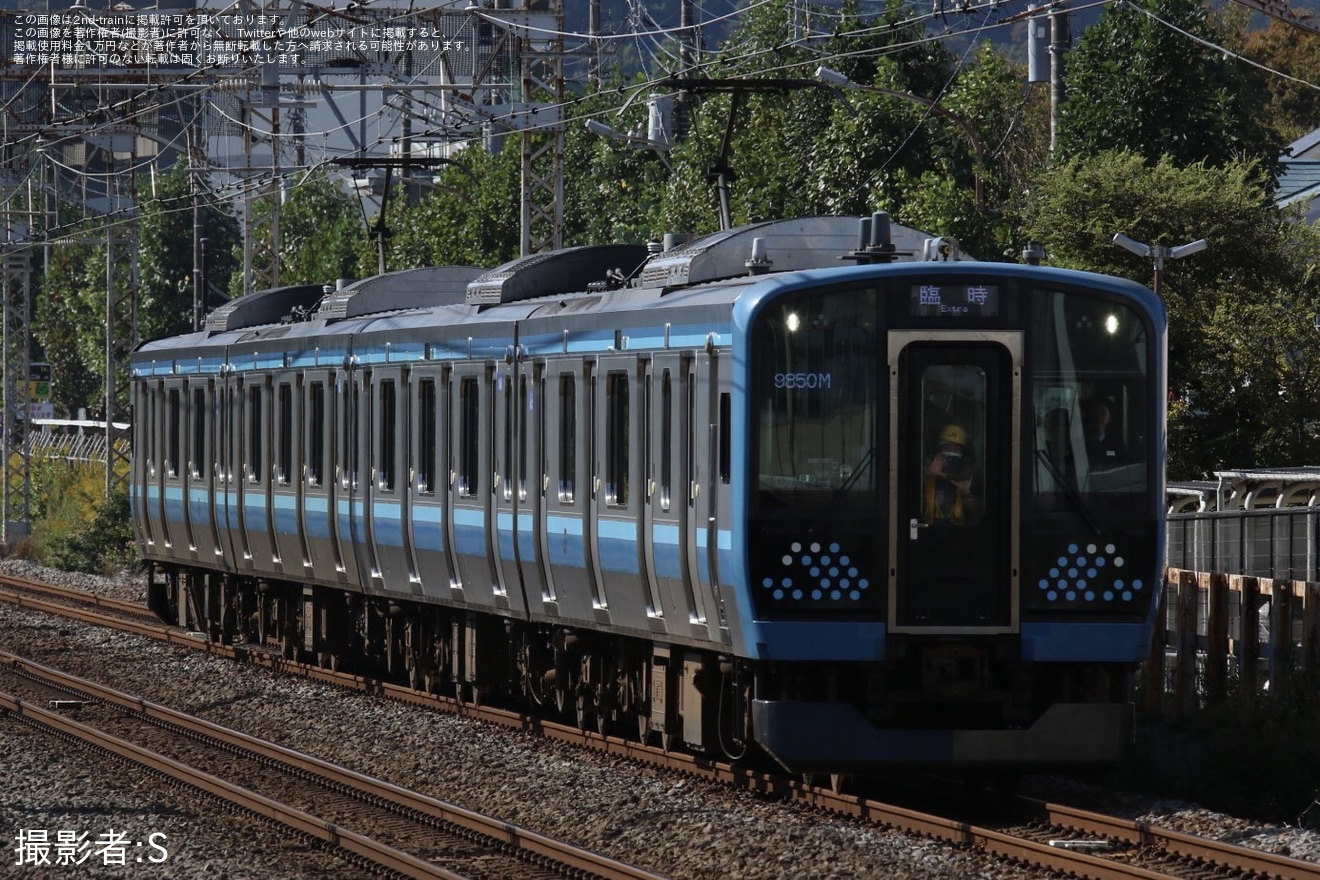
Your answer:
[924,423,976,525]
[1082,399,1127,467]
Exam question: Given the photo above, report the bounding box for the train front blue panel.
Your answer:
[1020,621,1153,663]
[751,621,887,661]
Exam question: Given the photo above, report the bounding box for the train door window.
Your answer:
[459,376,479,497]
[917,367,986,527]
[605,371,629,507]
[346,382,362,487]
[308,381,325,486]
[191,387,206,479]
[518,374,529,501]
[417,378,436,494]
[686,376,696,504]
[246,383,263,483]
[501,374,513,501]
[558,374,576,502]
[719,392,730,484]
[166,388,180,478]
[660,370,672,511]
[277,383,293,485]
[379,379,396,491]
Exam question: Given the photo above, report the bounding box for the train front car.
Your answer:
[733,261,1167,773]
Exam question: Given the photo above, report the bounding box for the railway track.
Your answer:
[3,572,1317,880]
[0,649,666,880]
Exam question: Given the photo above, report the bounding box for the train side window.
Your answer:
[191,388,206,479]
[417,378,436,494]
[277,383,293,485]
[459,376,479,496]
[379,379,396,491]
[308,382,325,486]
[605,371,629,507]
[247,384,263,483]
[166,388,180,478]
[558,374,575,502]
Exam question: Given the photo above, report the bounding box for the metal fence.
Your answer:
[1166,507,1320,581]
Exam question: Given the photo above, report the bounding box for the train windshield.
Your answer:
[1028,288,1151,508]
[752,287,879,510]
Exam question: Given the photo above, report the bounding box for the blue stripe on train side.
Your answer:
[412,503,444,553]
[373,500,404,547]
[546,513,585,568]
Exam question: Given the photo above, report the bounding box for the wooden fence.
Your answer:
[1146,568,1320,715]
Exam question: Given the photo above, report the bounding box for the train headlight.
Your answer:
[786,312,800,333]
[1105,314,1119,334]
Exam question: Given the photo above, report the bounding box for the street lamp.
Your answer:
[1112,233,1208,297]
[815,66,984,205]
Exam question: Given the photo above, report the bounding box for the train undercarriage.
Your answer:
[147,562,749,759]
[147,562,1135,780]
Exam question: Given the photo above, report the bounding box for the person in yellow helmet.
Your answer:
[924,423,975,524]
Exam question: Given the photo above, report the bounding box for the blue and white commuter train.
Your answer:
[130,215,1167,773]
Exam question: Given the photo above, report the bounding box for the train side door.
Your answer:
[301,371,344,583]
[888,332,1020,633]
[367,366,414,590]
[684,351,719,635]
[542,360,590,618]
[213,373,238,568]
[643,353,692,628]
[188,380,221,563]
[334,368,364,587]
[517,359,553,614]
[589,354,648,622]
[269,373,301,572]
[449,362,502,607]
[493,356,550,616]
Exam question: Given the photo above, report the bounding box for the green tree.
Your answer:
[137,165,239,343]
[1055,0,1281,170]
[1021,150,1320,476]
[377,140,521,271]
[1243,19,1320,144]
[273,171,362,285]
[34,217,102,417]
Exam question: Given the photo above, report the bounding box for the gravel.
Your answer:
[2,559,1318,879]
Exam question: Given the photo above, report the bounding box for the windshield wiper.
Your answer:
[807,447,876,535]
[1034,447,1103,536]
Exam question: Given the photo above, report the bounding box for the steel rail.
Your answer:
[0,649,669,880]
[5,581,1319,880]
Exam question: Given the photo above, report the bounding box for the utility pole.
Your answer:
[1050,5,1069,153]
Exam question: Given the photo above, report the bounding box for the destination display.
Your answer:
[909,283,999,317]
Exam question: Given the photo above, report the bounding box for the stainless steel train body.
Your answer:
[130,216,1167,773]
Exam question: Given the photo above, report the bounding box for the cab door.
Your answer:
[888,332,1020,633]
